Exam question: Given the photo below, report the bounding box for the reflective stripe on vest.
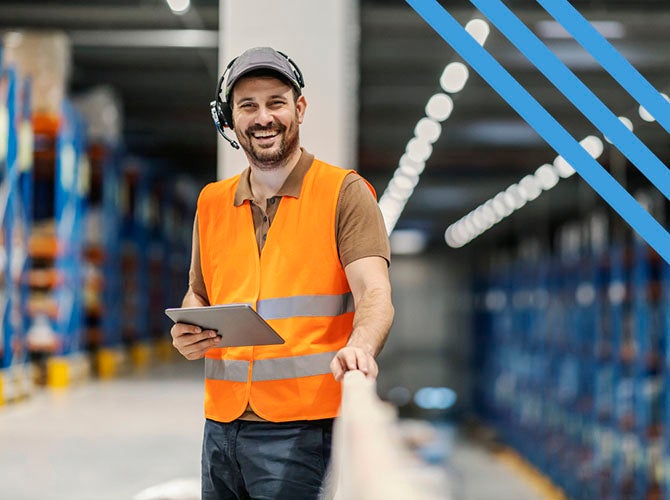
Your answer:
[256,292,354,319]
[205,350,337,382]
[205,358,249,382]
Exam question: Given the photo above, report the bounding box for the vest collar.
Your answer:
[233,148,316,206]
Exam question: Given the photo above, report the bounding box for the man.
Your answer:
[170,47,393,500]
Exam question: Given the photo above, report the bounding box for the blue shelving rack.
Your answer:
[1,63,24,371]
[119,160,150,348]
[147,177,167,343]
[473,200,670,500]
[0,54,35,402]
[24,96,89,391]
[52,100,87,357]
[98,145,123,350]
[82,141,123,354]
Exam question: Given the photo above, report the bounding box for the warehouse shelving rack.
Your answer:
[27,99,89,388]
[474,195,670,500]
[0,60,34,404]
[83,141,124,379]
[119,160,151,369]
[147,179,167,348]
[152,181,190,362]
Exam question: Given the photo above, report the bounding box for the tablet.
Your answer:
[165,304,285,347]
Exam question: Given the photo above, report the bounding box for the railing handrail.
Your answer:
[322,370,450,500]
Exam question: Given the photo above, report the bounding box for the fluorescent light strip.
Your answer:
[167,0,190,15]
[446,83,669,247]
[379,18,490,235]
[445,135,604,247]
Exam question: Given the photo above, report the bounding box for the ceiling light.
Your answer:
[440,62,469,93]
[445,226,464,248]
[484,200,503,222]
[536,20,625,40]
[553,155,575,178]
[399,154,426,174]
[604,118,632,144]
[469,212,487,232]
[406,137,433,163]
[490,196,507,217]
[481,204,497,224]
[518,175,542,201]
[638,93,669,123]
[391,174,418,192]
[506,184,527,209]
[397,165,420,182]
[463,216,478,236]
[455,221,473,241]
[580,135,604,158]
[535,163,560,190]
[425,93,454,122]
[494,192,514,215]
[465,19,490,45]
[502,191,520,211]
[166,0,190,14]
[414,117,442,144]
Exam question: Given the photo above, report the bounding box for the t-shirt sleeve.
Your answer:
[336,173,391,268]
[188,212,210,304]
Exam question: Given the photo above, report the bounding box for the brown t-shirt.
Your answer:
[187,149,390,420]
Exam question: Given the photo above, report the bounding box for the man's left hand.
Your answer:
[330,346,378,381]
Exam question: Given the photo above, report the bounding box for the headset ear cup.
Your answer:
[219,101,234,129]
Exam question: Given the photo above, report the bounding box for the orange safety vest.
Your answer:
[197,158,372,422]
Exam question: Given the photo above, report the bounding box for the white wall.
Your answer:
[218,0,359,179]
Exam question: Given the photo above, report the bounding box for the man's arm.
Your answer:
[330,256,394,381]
[170,213,221,360]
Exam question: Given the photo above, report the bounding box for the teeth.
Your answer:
[253,131,278,138]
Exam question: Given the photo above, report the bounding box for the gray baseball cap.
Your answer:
[224,47,304,102]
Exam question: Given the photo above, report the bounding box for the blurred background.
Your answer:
[0,0,668,499]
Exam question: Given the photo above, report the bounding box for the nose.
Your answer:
[255,105,274,127]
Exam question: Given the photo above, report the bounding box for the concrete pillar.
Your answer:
[218,0,359,179]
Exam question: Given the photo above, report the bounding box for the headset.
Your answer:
[209,50,304,150]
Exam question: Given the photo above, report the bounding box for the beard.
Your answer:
[241,115,300,171]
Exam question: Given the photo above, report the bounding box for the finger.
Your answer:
[342,350,359,371]
[330,357,344,381]
[170,323,201,339]
[176,330,219,348]
[354,350,369,374]
[175,332,219,353]
[366,358,379,379]
[181,336,221,359]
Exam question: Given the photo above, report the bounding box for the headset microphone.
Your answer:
[209,100,240,149]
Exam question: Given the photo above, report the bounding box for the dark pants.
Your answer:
[201,418,333,500]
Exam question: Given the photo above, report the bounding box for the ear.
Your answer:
[296,95,307,125]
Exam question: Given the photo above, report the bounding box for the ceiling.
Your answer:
[1,0,669,244]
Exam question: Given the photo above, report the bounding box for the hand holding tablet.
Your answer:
[166,304,285,348]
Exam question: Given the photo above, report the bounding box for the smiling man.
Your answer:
[170,47,393,500]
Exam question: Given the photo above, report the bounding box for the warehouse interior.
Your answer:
[1,0,669,499]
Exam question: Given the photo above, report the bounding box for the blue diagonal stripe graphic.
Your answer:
[404,0,670,263]
[539,0,670,135]
[470,0,670,200]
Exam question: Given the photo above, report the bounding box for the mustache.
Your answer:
[245,122,287,135]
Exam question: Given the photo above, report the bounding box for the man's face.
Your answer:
[231,75,306,170]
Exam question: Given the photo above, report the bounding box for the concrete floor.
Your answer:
[0,359,543,500]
